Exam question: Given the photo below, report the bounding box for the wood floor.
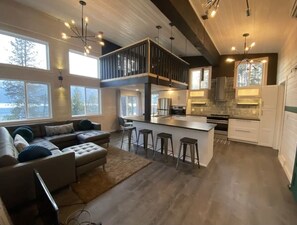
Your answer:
[64,133,297,225]
[12,132,297,225]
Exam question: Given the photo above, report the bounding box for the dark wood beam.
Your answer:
[144,83,151,121]
[151,0,220,65]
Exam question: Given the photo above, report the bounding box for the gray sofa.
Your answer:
[0,120,110,209]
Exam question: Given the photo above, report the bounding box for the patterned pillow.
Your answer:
[18,145,52,162]
[45,123,74,136]
[14,134,29,153]
[12,127,34,142]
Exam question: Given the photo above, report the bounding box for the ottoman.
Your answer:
[62,142,107,178]
[77,130,110,146]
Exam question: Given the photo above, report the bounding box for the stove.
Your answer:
[207,114,229,137]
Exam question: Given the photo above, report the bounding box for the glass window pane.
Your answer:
[250,63,263,86]
[27,83,50,118]
[69,51,98,78]
[71,86,85,116]
[0,33,48,70]
[86,88,99,115]
[190,70,201,90]
[237,63,250,87]
[120,96,127,116]
[151,94,159,114]
[201,69,209,89]
[0,80,26,121]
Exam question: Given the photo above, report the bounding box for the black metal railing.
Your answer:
[100,39,189,83]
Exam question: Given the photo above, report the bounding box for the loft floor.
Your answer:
[12,132,297,225]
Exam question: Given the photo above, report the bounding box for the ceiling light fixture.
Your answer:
[226,33,267,66]
[201,0,251,20]
[61,0,105,55]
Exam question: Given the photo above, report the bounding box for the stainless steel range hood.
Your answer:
[215,77,227,101]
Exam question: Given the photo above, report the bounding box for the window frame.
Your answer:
[234,57,268,88]
[69,50,99,78]
[0,30,50,70]
[120,95,139,117]
[70,85,102,117]
[189,66,212,90]
[0,79,52,123]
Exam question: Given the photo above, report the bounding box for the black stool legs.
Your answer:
[176,137,200,169]
[136,129,154,157]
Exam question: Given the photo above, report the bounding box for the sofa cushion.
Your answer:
[79,120,94,131]
[0,127,19,167]
[18,145,52,162]
[14,134,29,152]
[30,138,59,151]
[44,133,77,144]
[12,127,34,142]
[77,130,110,143]
[45,123,74,136]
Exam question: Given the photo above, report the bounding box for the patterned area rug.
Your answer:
[71,146,151,203]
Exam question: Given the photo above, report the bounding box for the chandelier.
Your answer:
[226,33,267,65]
[201,0,251,20]
[61,0,104,55]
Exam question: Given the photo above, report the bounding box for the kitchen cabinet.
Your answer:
[159,90,187,106]
[235,87,261,99]
[228,119,260,143]
[258,85,278,147]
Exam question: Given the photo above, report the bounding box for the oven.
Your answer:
[207,114,229,137]
[171,106,186,115]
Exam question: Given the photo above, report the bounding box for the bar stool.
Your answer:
[176,137,200,169]
[153,132,174,161]
[120,126,137,152]
[136,129,154,157]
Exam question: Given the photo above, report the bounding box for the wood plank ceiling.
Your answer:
[13,0,201,57]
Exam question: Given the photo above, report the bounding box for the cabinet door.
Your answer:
[261,86,278,109]
[258,108,277,147]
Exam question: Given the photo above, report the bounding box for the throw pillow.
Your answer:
[12,127,34,143]
[79,119,94,130]
[14,134,29,153]
[18,145,52,163]
[45,123,74,136]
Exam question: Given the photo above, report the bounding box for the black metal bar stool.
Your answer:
[176,137,200,169]
[136,129,154,157]
[153,132,174,161]
[120,126,137,152]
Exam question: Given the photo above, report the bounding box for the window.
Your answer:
[235,58,268,88]
[0,80,51,122]
[151,93,159,114]
[120,96,138,116]
[69,51,99,78]
[0,31,49,70]
[189,67,211,90]
[70,86,101,116]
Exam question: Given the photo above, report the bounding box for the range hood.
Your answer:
[215,77,227,101]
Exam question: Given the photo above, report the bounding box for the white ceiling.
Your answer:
[189,0,295,55]
[14,0,200,57]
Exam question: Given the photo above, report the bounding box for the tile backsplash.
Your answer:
[191,77,260,118]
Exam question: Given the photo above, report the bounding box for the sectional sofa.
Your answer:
[0,119,110,209]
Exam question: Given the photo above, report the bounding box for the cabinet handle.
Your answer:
[235,129,251,133]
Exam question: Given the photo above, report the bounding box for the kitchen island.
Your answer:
[125,116,216,167]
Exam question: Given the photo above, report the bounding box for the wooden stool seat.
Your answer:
[153,132,174,161]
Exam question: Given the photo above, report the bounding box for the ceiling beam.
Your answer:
[151,0,220,65]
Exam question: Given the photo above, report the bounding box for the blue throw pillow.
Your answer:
[12,127,34,142]
[79,119,94,130]
[18,145,52,163]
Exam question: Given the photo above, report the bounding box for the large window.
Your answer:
[235,58,268,87]
[0,31,49,70]
[70,86,101,116]
[151,93,159,115]
[189,67,211,90]
[0,80,51,122]
[69,51,99,78]
[120,96,138,116]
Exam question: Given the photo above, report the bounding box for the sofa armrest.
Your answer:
[92,122,101,130]
[0,152,76,209]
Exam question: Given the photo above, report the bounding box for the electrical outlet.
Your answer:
[192,108,195,111]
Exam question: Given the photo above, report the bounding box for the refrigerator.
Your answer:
[157,98,172,116]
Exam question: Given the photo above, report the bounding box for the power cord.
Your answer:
[60,207,102,225]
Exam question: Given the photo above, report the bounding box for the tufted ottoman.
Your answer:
[77,130,110,147]
[62,142,107,178]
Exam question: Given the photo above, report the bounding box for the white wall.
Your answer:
[277,12,297,181]
[0,0,117,131]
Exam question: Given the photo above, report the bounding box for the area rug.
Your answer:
[71,146,151,203]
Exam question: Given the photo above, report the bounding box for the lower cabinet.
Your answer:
[228,119,260,143]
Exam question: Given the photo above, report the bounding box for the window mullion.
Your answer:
[84,87,87,116]
[24,81,29,119]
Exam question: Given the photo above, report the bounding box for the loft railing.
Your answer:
[100,38,189,84]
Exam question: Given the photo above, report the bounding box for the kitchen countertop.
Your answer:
[229,116,260,121]
[125,116,216,132]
